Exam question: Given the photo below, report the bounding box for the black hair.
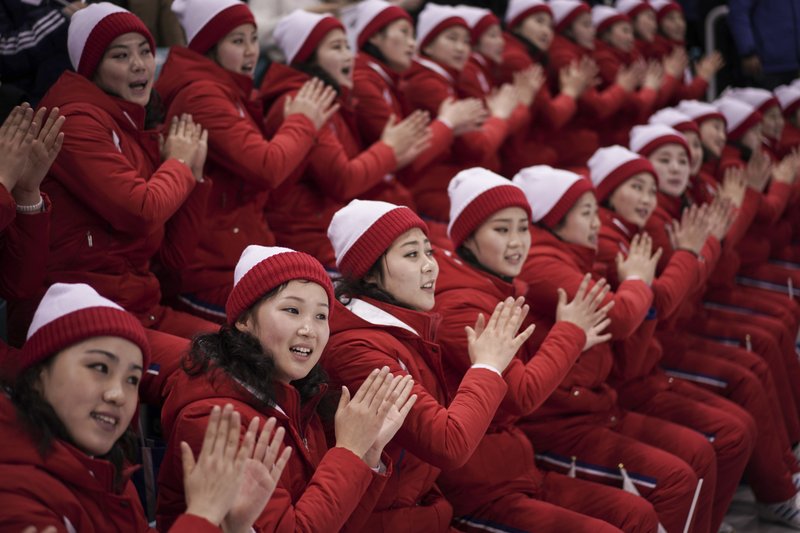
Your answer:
[184,283,328,407]
[144,89,165,130]
[4,363,136,492]
[508,26,550,67]
[335,254,413,310]
[456,244,514,283]
[730,140,753,162]
[293,50,342,96]
[362,28,391,66]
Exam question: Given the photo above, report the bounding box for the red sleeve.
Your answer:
[354,73,395,145]
[166,514,221,532]
[0,193,49,300]
[452,116,509,163]
[754,180,792,225]
[657,74,680,108]
[650,250,701,319]
[157,179,212,272]
[577,84,629,121]
[0,493,69,532]
[0,184,14,232]
[306,120,397,203]
[52,112,196,236]
[674,76,709,102]
[403,74,452,116]
[170,81,318,190]
[725,188,759,248]
[407,119,453,177]
[631,87,658,122]
[533,86,578,131]
[327,338,508,470]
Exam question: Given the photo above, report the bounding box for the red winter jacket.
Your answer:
[402,57,508,220]
[323,296,508,532]
[0,394,218,533]
[157,367,387,533]
[36,71,209,323]
[637,36,708,105]
[352,53,453,183]
[260,63,400,266]
[592,40,658,146]
[431,248,587,514]
[156,47,315,298]
[0,185,49,300]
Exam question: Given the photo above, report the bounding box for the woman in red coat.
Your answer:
[260,9,429,266]
[0,282,286,532]
[157,245,412,532]
[402,4,520,221]
[514,164,720,533]
[156,0,339,321]
[431,168,667,532]
[776,84,800,153]
[26,3,217,404]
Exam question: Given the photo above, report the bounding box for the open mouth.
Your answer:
[91,412,119,430]
[290,346,313,358]
[506,253,523,264]
[241,64,254,74]
[128,80,148,92]
[634,207,651,219]
[421,281,435,291]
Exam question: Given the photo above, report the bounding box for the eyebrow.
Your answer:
[86,349,144,372]
[283,295,330,308]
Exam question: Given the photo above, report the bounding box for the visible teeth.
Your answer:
[291,347,311,355]
[93,413,117,426]
[422,282,433,289]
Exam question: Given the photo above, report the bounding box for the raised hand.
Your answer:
[222,417,293,533]
[772,150,800,185]
[182,404,259,527]
[669,204,711,254]
[381,111,431,166]
[615,63,640,93]
[284,77,340,130]
[513,65,545,107]
[466,296,536,372]
[556,273,614,351]
[643,61,664,91]
[439,97,489,136]
[487,83,521,120]
[719,165,747,207]
[0,104,36,194]
[163,114,205,182]
[662,47,688,78]
[695,51,724,82]
[364,374,417,468]
[559,61,590,99]
[615,233,662,285]
[745,148,772,192]
[17,107,65,203]
[707,196,736,240]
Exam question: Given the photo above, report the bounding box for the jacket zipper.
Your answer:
[86,231,93,248]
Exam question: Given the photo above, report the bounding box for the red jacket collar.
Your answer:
[529,225,597,272]
[656,190,683,218]
[410,56,462,85]
[356,53,402,88]
[434,247,529,300]
[331,297,441,344]
[595,39,639,66]
[599,206,640,243]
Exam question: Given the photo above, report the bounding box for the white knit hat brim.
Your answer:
[649,107,694,129]
[233,246,296,287]
[274,9,331,64]
[512,165,585,223]
[67,2,129,71]
[27,283,125,340]
[328,199,401,267]
[505,0,549,25]
[171,0,243,45]
[417,3,464,48]
[588,145,642,188]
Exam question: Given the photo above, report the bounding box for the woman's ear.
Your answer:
[234,316,250,334]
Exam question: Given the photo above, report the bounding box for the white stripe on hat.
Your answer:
[512,165,585,223]
[417,3,464,48]
[328,199,402,267]
[588,145,641,189]
[351,0,394,51]
[715,96,758,135]
[676,99,721,122]
[505,0,549,25]
[591,5,621,30]
[615,0,649,16]
[720,86,776,111]
[447,167,520,235]
[630,123,686,154]
[171,0,244,46]
[67,2,129,71]
[550,0,585,27]
[775,85,800,111]
[233,245,296,287]
[649,107,694,129]
[457,5,493,29]
[27,283,124,341]
[274,9,331,64]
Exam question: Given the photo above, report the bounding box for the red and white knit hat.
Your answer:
[505,0,552,30]
[512,165,594,227]
[715,97,763,141]
[648,107,700,134]
[457,5,500,43]
[592,5,630,35]
[721,87,780,115]
[353,0,413,50]
[649,0,682,20]
[676,99,726,125]
[550,0,591,33]
[775,84,800,117]
[328,199,429,279]
[171,0,255,55]
[417,4,469,50]
[226,245,334,324]
[68,3,154,78]
[274,9,345,65]
[447,167,532,248]
[20,283,150,375]
[630,123,689,158]
[615,0,655,19]
[588,145,658,201]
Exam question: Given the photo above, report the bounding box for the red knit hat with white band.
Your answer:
[649,107,700,135]
[715,97,763,141]
[20,283,150,375]
[550,0,591,33]
[614,0,654,19]
[447,167,532,249]
[274,10,345,65]
[417,4,469,50]
[721,87,780,115]
[775,85,800,118]
[630,123,689,158]
[588,145,658,201]
[505,0,552,30]
[353,0,413,50]
[512,165,594,228]
[226,246,334,324]
[676,99,726,126]
[649,0,683,21]
[67,3,154,78]
[457,6,500,44]
[328,199,429,279]
[592,5,630,35]
[171,0,255,55]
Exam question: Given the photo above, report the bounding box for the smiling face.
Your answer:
[608,172,658,228]
[369,18,416,72]
[570,12,596,50]
[684,131,703,175]
[212,23,259,78]
[38,336,142,456]
[237,280,330,384]
[739,123,764,151]
[604,21,635,52]
[762,105,785,140]
[633,9,657,42]
[367,228,439,311]
[649,143,691,197]
[517,11,554,51]
[93,32,155,106]
[553,191,601,250]
[316,28,354,89]
[660,10,686,41]
[476,23,505,64]
[463,207,531,278]
[699,118,727,157]
[423,25,471,71]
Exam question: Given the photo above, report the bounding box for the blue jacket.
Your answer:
[727,0,800,74]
